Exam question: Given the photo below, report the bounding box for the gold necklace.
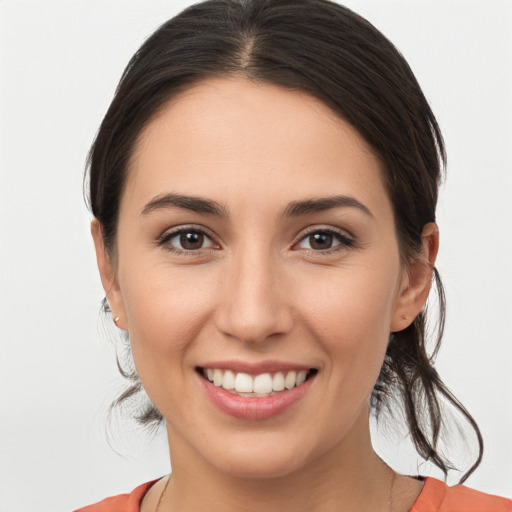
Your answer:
[388,470,397,512]
[155,470,398,511]
[155,475,170,512]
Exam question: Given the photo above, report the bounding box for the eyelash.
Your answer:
[157,226,355,255]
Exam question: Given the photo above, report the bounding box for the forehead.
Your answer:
[124,77,390,218]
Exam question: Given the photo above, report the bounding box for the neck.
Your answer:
[160,410,395,512]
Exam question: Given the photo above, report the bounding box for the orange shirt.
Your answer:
[75,477,512,512]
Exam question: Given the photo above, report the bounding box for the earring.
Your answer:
[113,316,121,327]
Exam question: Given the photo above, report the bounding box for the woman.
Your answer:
[77,0,511,510]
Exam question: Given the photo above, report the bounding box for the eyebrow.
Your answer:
[284,195,373,218]
[141,193,372,219]
[141,193,228,217]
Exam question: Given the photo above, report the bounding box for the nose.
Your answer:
[214,246,293,345]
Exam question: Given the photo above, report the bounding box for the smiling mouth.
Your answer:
[197,367,318,397]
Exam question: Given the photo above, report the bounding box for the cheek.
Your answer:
[303,262,399,329]
[117,264,222,423]
[297,258,400,375]
[119,263,216,368]
[294,264,400,442]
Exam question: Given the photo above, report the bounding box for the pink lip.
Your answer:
[199,360,313,375]
[198,370,316,421]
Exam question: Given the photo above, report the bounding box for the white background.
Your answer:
[0,1,511,510]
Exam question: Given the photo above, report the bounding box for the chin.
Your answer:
[215,452,309,480]
[198,429,333,480]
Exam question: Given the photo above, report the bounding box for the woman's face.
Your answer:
[94,77,425,478]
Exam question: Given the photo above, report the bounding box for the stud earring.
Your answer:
[113,316,121,327]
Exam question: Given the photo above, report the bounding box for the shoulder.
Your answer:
[411,477,512,512]
[73,480,159,512]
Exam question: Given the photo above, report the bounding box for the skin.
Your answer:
[92,77,438,511]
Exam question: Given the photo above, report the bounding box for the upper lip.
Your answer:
[197,360,315,375]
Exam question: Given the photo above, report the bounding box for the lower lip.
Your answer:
[199,373,315,421]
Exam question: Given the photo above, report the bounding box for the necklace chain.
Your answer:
[388,470,397,512]
[155,475,170,512]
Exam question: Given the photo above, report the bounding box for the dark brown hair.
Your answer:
[86,0,483,482]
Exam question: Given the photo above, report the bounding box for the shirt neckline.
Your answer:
[137,475,445,511]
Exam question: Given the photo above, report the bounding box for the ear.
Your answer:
[91,219,127,330]
[391,223,439,332]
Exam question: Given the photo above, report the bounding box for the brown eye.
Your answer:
[296,229,353,252]
[163,229,216,252]
[308,232,334,250]
[180,231,204,250]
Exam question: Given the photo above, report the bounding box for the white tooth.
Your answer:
[253,373,273,394]
[206,368,214,381]
[222,370,235,390]
[296,370,307,386]
[213,369,223,386]
[284,371,297,390]
[235,372,254,393]
[272,372,285,391]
